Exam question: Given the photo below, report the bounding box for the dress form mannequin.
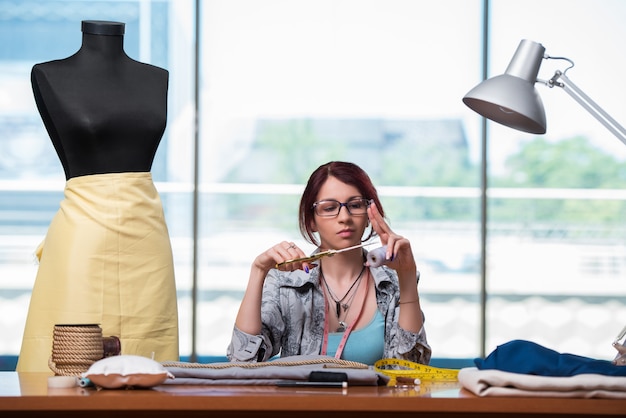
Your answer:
[31,20,167,179]
[17,21,179,372]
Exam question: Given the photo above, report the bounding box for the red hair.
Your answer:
[299,161,384,245]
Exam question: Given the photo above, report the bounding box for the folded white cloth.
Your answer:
[458,367,626,399]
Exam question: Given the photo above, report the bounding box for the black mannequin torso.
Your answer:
[31,20,168,179]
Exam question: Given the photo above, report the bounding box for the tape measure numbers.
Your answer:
[374,358,459,382]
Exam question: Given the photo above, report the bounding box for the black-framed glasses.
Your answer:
[312,197,371,217]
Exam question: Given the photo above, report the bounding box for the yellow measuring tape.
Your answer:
[374,358,459,382]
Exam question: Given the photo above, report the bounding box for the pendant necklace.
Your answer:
[321,271,372,358]
[335,271,365,332]
[321,264,366,329]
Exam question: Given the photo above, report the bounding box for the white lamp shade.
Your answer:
[463,39,547,134]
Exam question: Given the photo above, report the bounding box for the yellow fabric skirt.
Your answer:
[17,172,179,372]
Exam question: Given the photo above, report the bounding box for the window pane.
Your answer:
[197,0,484,359]
[486,0,626,359]
[0,0,196,357]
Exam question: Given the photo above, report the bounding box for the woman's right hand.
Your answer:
[253,241,313,273]
[237,240,310,335]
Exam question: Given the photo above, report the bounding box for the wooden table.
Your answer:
[1,372,624,417]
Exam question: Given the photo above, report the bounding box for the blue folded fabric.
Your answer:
[475,339,626,377]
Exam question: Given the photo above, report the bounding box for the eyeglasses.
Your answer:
[312,198,371,217]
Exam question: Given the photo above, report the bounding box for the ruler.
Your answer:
[374,358,459,382]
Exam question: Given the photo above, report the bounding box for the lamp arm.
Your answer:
[543,71,626,147]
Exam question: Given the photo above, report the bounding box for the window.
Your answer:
[1,0,624,365]
[195,0,483,358]
[486,0,626,358]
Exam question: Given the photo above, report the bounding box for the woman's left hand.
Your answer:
[367,201,416,275]
[369,201,423,334]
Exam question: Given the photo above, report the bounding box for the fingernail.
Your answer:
[305,266,310,274]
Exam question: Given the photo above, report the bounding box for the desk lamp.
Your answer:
[462,39,626,147]
[464,39,626,359]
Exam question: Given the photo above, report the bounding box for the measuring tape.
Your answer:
[374,358,459,382]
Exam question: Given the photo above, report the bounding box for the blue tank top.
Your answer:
[326,309,385,365]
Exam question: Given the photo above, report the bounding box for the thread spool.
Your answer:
[49,324,104,376]
[367,245,389,267]
[103,336,121,357]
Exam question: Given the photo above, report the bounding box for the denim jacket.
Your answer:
[227,255,431,365]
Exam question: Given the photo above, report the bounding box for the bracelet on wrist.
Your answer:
[399,299,418,305]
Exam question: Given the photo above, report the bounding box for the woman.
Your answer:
[227,161,430,365]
